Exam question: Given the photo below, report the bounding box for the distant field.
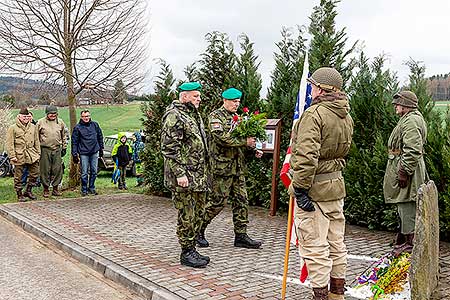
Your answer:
[11,102,144,136]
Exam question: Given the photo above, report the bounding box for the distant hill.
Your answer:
[0,76,64,100]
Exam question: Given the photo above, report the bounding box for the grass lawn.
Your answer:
[2,103,147,204]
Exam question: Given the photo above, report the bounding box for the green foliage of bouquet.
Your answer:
[231,107,268,140]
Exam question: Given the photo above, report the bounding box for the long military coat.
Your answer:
[290,92,353,202]
[383,110,427,204]
[161,100,209,192]
[6,119,40,165]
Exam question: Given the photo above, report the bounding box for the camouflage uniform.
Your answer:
[161,99,209,250]
[203,106,249,234]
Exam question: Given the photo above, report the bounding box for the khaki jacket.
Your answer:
[290,92,353,202]
[37,117,67,150]
[383,110,427,204]
[6,119,41,165]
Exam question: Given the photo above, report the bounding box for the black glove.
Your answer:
[99,149,104,158]
[72,155,79,164]
[398,168,409,188]
[61,148,67,157]
[294,187,315,212]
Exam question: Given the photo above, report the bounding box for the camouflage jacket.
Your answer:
[290,92,353,202]
[161,100,209,192]
[209,106,249,176]
[383,110,427,204]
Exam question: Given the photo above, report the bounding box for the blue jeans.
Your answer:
[80,152,98,193]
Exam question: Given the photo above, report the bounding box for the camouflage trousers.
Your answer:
[173,191,206,250]
[202,174,249,234]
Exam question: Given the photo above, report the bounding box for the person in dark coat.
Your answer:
[111,132,132,190]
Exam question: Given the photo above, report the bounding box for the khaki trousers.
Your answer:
[295,199,347,288]
[397,201,416,234]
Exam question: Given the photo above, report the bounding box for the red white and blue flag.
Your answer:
[279,52,312,283]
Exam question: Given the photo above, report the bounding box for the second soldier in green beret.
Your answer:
[198,87,263,249]
[161,81,210,268]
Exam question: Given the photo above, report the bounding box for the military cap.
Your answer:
[307,67,343,92]
[392,90,418,108]
[178,82,202,92]
[45,104,58,114]
[221,88,242,100]
[18,107,29,115]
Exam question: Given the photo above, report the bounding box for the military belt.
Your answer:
[313,171,342,183]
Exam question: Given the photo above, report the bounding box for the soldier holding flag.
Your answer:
[289,67,353,300]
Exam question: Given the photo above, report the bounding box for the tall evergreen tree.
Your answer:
[345,53,399,229]
[184,62,199,82]
[112,79,128,104]
[308,0,357,83]
[141,59,176,195]
[198,31,237,115]
[234,33,263,113]
[406,59,450,240]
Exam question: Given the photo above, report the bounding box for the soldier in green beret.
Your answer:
[383,90,427,257]
[198,87,263,250]
[161,81,210,268]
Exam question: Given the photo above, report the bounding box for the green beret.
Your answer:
[222,88,242,100]
[178,82,202,92]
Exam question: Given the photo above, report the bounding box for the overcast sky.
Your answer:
[144,0,450,95]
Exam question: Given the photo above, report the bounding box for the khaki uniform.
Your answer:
[161,100,209,250]
[203,106,250,234]
[383,110,427,233]
[37,117,67,188]
[290,92,353,288]
[6,119,41,191]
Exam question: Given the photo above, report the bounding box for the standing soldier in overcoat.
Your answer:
[198,87,263,249]
[6,108,41,202]
[161,82,210,268]
[37,105,67,197]
[289,67,353,300]
[383,91,427,256]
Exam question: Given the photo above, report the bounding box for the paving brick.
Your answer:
[2,194,448,300]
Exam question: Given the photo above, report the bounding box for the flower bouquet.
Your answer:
[230,107,268,140]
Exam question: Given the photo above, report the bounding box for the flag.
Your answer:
[279,52,312,283]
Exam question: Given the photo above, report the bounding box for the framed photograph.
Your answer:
[258,129,276,151]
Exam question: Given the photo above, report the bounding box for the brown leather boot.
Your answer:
[43,186,50,198]
[393,233,414,257]
[52,186,62,196]
[329,277,345,300]
[17,190,26,202]
[312,286,328,300]
[23,185,37,200]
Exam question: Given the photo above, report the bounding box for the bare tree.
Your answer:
[0,0,148,187]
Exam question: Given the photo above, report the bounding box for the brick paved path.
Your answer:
[1,194,448,299]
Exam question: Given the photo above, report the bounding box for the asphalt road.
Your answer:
[0,216,145,300]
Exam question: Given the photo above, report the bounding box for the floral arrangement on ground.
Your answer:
[346,253,411,300]
[230,107,267,141]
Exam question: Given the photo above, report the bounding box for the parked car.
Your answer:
[98,132,139,176]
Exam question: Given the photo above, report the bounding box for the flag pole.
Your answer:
[281,195,294,299]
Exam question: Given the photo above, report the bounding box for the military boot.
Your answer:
[52,186,62,196]
[329,277,345,300]
[312,286,328,300]
[391,232,406,255]
[234,233,262,249]
[193,249,210,264]
[197,230,209,248]
[393,233,414,257]
[23,185,37,200]
[16,190,26,202]
[43,185,50,198]
[180,249,208,268]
